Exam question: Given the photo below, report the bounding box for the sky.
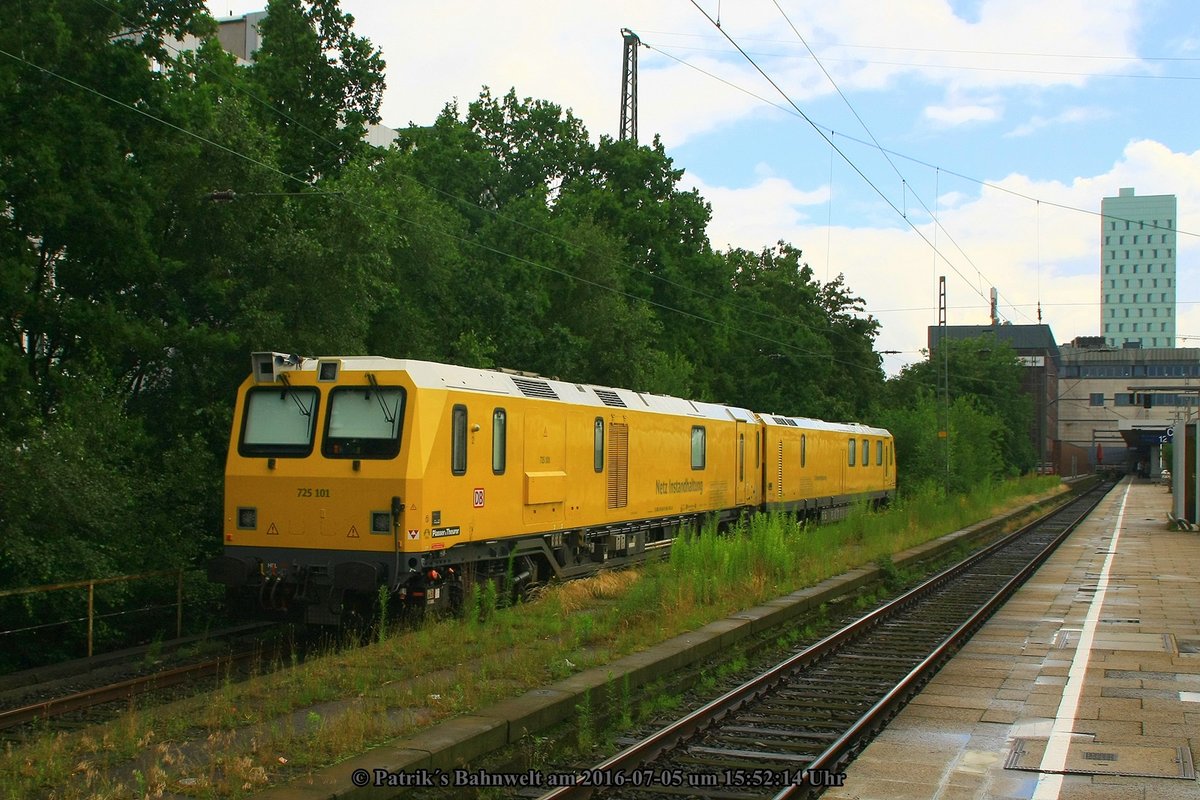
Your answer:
[213,0,1200,374]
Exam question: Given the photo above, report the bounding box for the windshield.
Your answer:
[239,387,319,457]
[323,386,405,458]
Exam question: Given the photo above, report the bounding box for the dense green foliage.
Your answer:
[878,336,1037,494]
[0,0,1034,662]
[0,1,882,595]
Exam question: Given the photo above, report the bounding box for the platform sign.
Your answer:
[1131,428,1173,445]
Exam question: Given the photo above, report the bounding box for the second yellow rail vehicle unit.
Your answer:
[208,352,896,623]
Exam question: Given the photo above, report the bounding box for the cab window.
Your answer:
[848,438,856,466]
[877,440,883,465]
[240,386,319,457]
[861,439,869,467]
[801,434,806,468]
[322,386,404,458]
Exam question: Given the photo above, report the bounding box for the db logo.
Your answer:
[473,488,485,508]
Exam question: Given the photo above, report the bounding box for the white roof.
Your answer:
[281,355,754,422]
[760,413,891,437]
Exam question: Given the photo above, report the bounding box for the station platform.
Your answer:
[828,476,1200,800]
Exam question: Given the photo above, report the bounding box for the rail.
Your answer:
[538,481,1111,799]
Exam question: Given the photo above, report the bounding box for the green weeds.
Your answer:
[0,476,1061,798]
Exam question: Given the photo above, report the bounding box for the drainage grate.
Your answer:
[1006,738,1195,779]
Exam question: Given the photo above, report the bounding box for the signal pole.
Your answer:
[620,28,640,142]
[939,276,950,491]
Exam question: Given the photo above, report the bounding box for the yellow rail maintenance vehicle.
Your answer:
[760,415,895,521]
[208,352,768,624]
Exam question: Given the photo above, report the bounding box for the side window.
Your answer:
[738,432,744,480]
[862,439,869,467]
[692,426,706,470]
[801,433,806,468]
[451,405,467,475]
[848,438,856,466]
[594,418,604,472]
[876,439,883,466]
[492,408,506,474]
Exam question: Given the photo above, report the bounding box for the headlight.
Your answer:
[237,507,257,530]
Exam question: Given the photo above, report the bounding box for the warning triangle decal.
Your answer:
[347,525,359,538]
[267,522,279,535]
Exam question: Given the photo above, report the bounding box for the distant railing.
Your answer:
[0,569,190,659]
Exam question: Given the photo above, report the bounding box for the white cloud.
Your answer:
[688,175,829,251]
[938,190,969,208]
[693,139,1200,373]
[1006,106,1110,138]
[210,0,1150,148]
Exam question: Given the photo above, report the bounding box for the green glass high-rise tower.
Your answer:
[1101,187,1177,348]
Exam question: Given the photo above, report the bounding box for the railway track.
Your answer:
[539,480,1113,800]
[0,622,294,734]
[0,650,259,731]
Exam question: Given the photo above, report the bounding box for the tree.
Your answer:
[249,0,386,181]
[713,244,883,419]
[0,0,210,431]
[880,335,1036,491]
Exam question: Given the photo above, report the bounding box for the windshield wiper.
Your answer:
[278,373,312,417]
[366,373,396,425]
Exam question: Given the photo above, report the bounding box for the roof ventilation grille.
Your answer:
[595,389,627,408]
[512,376,559,400]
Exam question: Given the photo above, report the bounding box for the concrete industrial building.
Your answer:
[1056,339,1196,475]
[1100,187,1178,348]
[926,326,1198,477]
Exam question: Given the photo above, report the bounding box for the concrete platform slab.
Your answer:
[839,477,1200,799]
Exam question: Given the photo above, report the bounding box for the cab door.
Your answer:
[735,421,756,506]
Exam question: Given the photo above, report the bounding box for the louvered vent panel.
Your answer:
[512,377,559,400]
[777,441,784,497]
[773,416,788,425]
[607,423,629,509]
[595,389,627,408]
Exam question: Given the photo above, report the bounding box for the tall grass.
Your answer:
[0,475,1061,799]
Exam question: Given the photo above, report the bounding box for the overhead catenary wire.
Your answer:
[643,36,1198,242]
[635,29,1200,65]
[768,0,1034,326]
[640,43,1200,82]
[685,1,1009,324]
